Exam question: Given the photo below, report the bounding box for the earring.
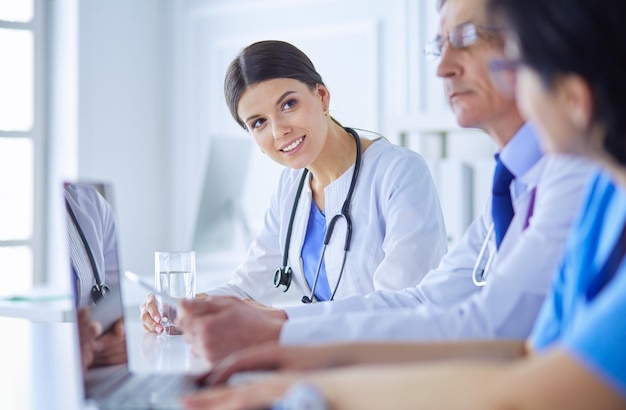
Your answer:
[324,107,329,116]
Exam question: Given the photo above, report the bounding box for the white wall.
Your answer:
[70,0,498,295]
[77,0,168,278]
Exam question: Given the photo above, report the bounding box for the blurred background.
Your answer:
[0,0,496,306]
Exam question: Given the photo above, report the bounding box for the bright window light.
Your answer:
[0,0,33,23]
[0,138,33,240]
[0,28,33,131]
[0,246,32,296]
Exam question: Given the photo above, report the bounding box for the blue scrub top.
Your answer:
[531,171,626,398]
[301,200,332,301]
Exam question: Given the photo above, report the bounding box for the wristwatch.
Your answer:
[272,383,328,410]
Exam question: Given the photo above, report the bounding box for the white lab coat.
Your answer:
[65,184,120,308]
[206,135,448,305]
[281,154,597,343]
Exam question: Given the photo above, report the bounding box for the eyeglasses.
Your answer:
[424,22,504,59]
[489,58,522,97]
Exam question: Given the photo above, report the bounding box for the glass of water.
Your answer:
[154,251,196,335]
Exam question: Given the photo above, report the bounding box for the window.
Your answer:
[0,0,45,296]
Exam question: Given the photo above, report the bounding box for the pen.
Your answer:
[124,270,181,308]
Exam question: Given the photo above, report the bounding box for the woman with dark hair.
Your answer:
[179,2,626,409]
[141,40,448,333]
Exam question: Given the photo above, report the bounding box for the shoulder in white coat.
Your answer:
[280,154,597,343]
[205,133,448,305]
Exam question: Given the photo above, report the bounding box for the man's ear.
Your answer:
[559,74,594,131]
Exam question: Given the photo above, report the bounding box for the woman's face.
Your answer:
[516,66,591,157]
[237,78,330,169]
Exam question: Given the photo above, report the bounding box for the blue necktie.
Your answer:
[492,154,515,248]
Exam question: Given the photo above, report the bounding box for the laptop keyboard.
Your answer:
[93,373,197,410]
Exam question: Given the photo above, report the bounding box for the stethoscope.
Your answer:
[472,188,537,287]
[65,197,110,304]
[472,223,495,287]
[273,127,362,303]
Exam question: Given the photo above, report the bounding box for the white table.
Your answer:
[125,313,210,375]
[0,313,210,410]
[0,316,83,410]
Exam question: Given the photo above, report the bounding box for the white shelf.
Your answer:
[0,298,74,322]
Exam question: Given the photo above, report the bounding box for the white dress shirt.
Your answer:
[280,125,597,343]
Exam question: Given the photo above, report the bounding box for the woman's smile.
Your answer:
[280,135,306,154]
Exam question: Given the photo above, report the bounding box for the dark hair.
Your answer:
[489,0,626,164]
[224,40,326,129]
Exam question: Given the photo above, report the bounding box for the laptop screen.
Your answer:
[65,182,129,381]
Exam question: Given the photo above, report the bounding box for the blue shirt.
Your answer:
[301,200,332,301]
[499,122,543,198]
[531,171,626,398]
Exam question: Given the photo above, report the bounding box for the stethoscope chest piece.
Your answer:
[274,266,292,292]
[91,284,110,304]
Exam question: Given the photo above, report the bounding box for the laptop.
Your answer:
[65,182,200,410]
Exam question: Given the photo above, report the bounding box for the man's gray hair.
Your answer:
[437,0,447,11]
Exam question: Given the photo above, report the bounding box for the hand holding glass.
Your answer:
[154,251,196,334]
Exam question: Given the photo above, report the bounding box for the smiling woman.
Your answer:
[140,39,449,334]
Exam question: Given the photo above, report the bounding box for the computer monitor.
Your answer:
[191,135,252,253]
